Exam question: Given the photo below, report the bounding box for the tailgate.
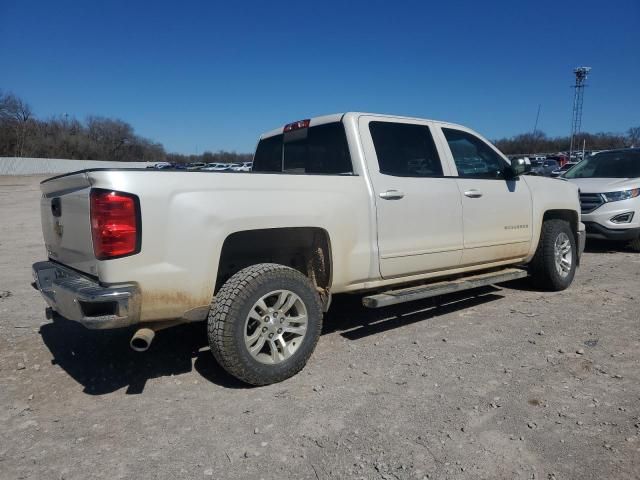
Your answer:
[40,172,97,275]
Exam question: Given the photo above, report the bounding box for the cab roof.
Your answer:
[259,112,467,140]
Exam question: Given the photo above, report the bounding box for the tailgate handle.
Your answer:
[51,198,62,217]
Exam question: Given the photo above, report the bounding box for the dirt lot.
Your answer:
[0,175,639,480]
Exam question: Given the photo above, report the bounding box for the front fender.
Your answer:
[521,176,581,262]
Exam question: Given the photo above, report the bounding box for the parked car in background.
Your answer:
[32,112,584,385]
[232,162,253,172]
[202,163,233,171]
[551,162,578,177]
[187,162,206,170]
[146,162,172,169]
[564,148,640,251]
[548,154,569,167]
[531,159,560,176]
[528,158,543,174]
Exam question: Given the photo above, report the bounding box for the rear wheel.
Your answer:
[529,219,577,291]
[207,263,323,386]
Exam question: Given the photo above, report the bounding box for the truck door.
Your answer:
[358,116,464,279]
[435,126,532,266]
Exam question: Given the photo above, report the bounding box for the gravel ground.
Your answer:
[0,175,639,480]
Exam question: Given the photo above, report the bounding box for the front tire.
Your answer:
[529,219,577,291]
[207,263,323,386]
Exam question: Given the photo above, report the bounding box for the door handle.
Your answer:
[464,189,483,198]
[379,190,405,200]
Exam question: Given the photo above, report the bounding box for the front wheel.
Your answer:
[207,263,323,386]
[529,219,577,291]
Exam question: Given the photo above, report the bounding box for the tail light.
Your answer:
[90,189,141,260]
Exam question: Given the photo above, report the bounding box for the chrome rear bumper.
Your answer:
[32,261,139,329]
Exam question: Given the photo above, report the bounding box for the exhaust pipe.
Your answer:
[130,328,155,352]
[129,321,182,352]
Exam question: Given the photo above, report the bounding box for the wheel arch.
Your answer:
[542,209,579,234]
[215,227,333,309]
[526,208,580,263]
[527,209,579,262]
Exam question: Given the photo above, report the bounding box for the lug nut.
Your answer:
[262,327,268,333]
[280,318,285,323]
[277,328,282,334]
[263,316,270,323]
[268,333,274,338]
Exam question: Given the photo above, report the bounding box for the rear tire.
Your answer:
[207,263,323,386]
[529,219,577,291]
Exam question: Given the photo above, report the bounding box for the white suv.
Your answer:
[564,148,640,251]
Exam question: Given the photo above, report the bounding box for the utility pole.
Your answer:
[569,67,591,160]
[532,103,541,136]
[532,103,541,154]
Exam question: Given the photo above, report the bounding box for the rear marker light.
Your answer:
[90,189,140,260]
[283,119,310,132]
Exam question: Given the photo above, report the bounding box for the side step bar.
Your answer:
[362,268,528,308]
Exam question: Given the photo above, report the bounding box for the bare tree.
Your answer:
[628,127,640,147]
[0,91,33,156]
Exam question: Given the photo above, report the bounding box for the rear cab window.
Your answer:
[252,122,353,175]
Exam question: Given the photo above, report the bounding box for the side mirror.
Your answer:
[506,158,531,178]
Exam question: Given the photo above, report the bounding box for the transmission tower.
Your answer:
[569,66,591,158]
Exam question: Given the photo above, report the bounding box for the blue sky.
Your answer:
[1,0,638,153]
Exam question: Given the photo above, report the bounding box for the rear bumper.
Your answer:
[583,222,640,241]
[32,261,140,329]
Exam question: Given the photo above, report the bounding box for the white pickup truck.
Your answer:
[32,113,585,385]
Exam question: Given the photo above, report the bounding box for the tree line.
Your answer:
[493,128,640,155]
[2,90,638,161]
[0,91,250,163]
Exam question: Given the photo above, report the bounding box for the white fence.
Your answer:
[0,157,154,176]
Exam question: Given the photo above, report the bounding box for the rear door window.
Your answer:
[252,122,353,174]
[368,122,444,177]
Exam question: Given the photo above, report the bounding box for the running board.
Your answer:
[362,268,528,308]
